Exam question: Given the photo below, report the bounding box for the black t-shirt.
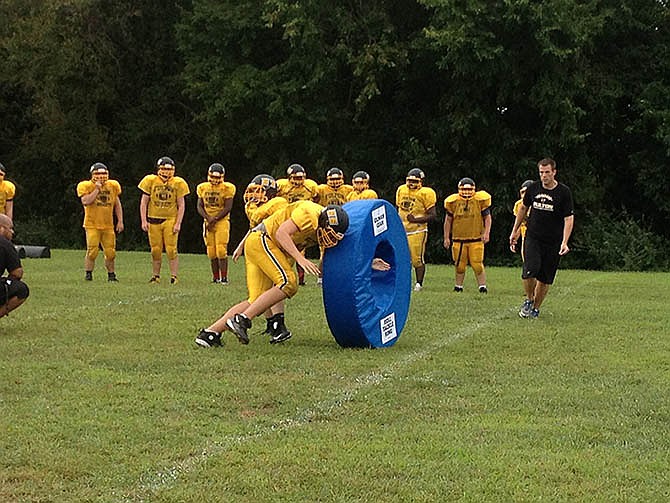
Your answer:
[0,235,21,276]
[523,181,574,244]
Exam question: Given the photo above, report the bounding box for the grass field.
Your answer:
[1,249,669,502]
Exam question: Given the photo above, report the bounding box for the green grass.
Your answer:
[1,249,669,502]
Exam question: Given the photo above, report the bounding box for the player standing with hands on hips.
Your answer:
[509,158,574,319]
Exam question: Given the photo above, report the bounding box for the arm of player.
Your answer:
[139,193,150,232]
[114,197,124,233]
[274,220,321,277]
[481,212,492,244]
[443,213,453,249]
[232,230,251,262]
[173,197,186,234]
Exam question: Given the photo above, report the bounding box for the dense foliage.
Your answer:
[1,0,669,270]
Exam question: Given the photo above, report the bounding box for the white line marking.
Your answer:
[122,313,505,502]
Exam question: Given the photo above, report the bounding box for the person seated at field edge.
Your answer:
[197,200,390,347]
[0,214,29,318]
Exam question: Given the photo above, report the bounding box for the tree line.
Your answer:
[1,0,668,270]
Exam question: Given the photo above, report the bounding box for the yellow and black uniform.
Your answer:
[76,178,122,263]
[246,196,288,228]
[395,184,437,268]
[244,200,324,301]
[316,184,353,206]
[0,177,15,216]
[138,174,190,261]
[444,190,492,276]
[347,188,378,201]
[197,180,236,260]
[276,178,319,203]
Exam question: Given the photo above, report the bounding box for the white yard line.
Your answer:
[122,312,506,502]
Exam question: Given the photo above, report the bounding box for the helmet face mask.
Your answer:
[317,205,349,248]
[156,156,175,182]
[458,177,476,199]
[287,163,306,187]
[244,174,277,204]
[406,168,425,190]
[352,171,370,191]
[208,163,225,185]
[326,168,344,189]
[90,162,109,184]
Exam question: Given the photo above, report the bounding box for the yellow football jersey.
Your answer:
[246,196,289,228]
[76,179,122,230]
[138,174,190,219]
[395,184,437,233]
[262,200,323,250]
[513,198,529,237]
[276,178,319,203]
[347,188,378,201]
[0,179,16,215]
[444,190,492,240]
[316,184,354,206]
[196,181,236,218]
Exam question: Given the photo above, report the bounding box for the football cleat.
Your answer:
[454,285,463,293]
[529,308,540,319]
[149,275,160,284]
[195,329,222,348]
[270,328,292,344]
[108,272,118,282]
[414,283,423,292]
[226,314,251,344]
[85,271,93,281]
[170,275,178,285]
[479,285,488,293]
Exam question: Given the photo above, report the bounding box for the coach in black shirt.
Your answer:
[509,158,574,319]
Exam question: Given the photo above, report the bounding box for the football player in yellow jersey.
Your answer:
[197,201,349,346]
[512,180,533,261]
[138,156,190,284]
[76,163,124,281]
[443,177,492,293]
[276,163,319,285]
[196,174,291,348]
[196,163,236,284]
[395,168,437,291]
[346,171,378,201]
[0,162,16,220]
[316,168,353,206]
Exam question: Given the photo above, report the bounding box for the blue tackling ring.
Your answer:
[322,199,411,348]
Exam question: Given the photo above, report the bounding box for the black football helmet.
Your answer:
[208,163,225,185]
[406,168,425,190]
[287,163,306,187]
[326,168,344,189]
[156,156,175,181]
[352,171,370,191]
[244,174,277,204]
[458,177,476,199]
[520,179,533,194]
[89,162,109,184]
[317,205,349,248]
[0,162,5,176]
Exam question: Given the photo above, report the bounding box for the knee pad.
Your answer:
[471,261,484,276]
[86,246,100,261]
[104,248,116,261]
[165,244,178,260]
[206,245,217,260]
[150,246,163,261]
[216,244,228,259]
[455,262,468,274]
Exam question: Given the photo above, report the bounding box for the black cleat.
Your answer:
[195,329,222,348]
[226,314,251,344]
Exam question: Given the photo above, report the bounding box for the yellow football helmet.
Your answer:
[208,163,225,185]
[406,168,424,190]
[156,156,175,182]
[244,174,277,205]
[89,162,109,184]
[458,177,476,199]
[326,167,344,189]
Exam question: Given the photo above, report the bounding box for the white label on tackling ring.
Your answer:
[380,312,397,344]
[372,205,388,236]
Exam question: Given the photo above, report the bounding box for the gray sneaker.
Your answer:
[519,299,533,318]
[226,314,251,344]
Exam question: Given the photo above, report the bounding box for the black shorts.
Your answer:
[521,235,561,285]
[0,277,30,304]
